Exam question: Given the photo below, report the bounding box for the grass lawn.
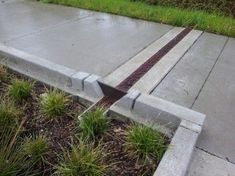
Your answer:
[42,0,235,37]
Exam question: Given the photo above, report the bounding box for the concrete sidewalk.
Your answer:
[152,33,235,175]
[0,0,171,77]
[1,0,235,175]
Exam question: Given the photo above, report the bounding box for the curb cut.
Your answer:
[0,43,103,104]
[0,43,206,176]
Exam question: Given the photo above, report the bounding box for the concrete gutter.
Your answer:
[0,43,103,104]
[109,90,206,176]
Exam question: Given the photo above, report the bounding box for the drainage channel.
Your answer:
[84,28,192,112]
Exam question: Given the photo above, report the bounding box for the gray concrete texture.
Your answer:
[2,0,235,175]
[0,0,172,77]
[151,32,235,174]
[189,149,235,176]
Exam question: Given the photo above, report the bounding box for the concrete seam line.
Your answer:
[179,120,202,134]
[190,36,229,109]
[131,92,141,110]
[82,73,92,91]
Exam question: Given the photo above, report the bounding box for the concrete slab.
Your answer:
[193,37,235,163]
[0,0,172,77]
[151,33,228,107]
[188,149,235,176]
[132,30,202,93]
[0,0,92,42]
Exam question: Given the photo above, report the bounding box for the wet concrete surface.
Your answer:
[2,0,235,175]
[151,33,235,174]
[0,0,172,76]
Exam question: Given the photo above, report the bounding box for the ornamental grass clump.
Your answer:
[40,89,69,119]
[23,135,49,163]
[0,125,31,175]
[56,143,107,176]
[8,79,33,102]
[0,99,21,130]
[0,65,8,83]
[79,107,108,141]
[126,124,168,162]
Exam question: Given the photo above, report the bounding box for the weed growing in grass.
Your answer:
[56,143,107,176]
[126,123,168,162]
[23,135,49,163]
[79,107,108,141]
[8,79,33,102]
[0,98,21,130]
[0,65,8,82]
[40,89,69,119]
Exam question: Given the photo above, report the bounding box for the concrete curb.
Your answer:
[0,43,103,103]
[0,43,205,176]
[110,92,206,176]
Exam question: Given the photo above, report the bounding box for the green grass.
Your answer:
[0,99,21,130]
[8,79,33,102]
[23,135,49,163]
[56,143,107,176]
[43,0,235,37]
[79,107,108,141]
[40,89,69,119]
[131,0,234,18]
[126,123,168,162]
[0,124,31,175]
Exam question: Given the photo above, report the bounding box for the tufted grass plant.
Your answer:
[79,107,108,141]
[0,98,21,130]
[0,124,31,175]
[40,89,70,119]
[0,65,8,83]
[23,135,49,163]
[126,123,168,163]
[56,143,107,176]
[8,79,33,102]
